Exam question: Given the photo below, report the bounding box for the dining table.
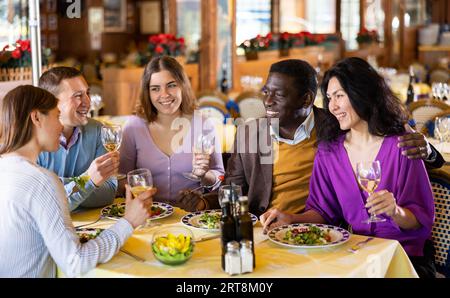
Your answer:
[59,199,419,278]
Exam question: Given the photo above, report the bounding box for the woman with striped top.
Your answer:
[0,85,155,277]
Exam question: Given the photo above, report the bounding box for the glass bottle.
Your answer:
[220,64,229,94]
[236,196,253,240]
[406,66,415,106]
[220,197,236,271]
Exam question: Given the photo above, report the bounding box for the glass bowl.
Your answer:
[151,226,195,265]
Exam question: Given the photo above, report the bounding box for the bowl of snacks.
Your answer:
[151,226,195,265]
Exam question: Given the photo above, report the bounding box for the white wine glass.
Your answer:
[435,116,450,152]
[127,168,154,197]
[182,134,215,182]
[357,160,386,224]
[101,125,122,152]
[101,125,125,179]
[127,168,154,227]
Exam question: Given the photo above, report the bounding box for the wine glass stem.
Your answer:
[368,191,376,219]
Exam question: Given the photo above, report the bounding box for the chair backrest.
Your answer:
[429,169,450,277]
[409,99,450,132]
[197,90,228,107]
[198,101,228,123]
[235,91,266,120]
[430,69,450,84]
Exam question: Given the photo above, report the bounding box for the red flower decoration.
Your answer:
[11,49,21,59]
[155,45,164,54]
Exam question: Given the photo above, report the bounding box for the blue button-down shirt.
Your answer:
[37,118,117,211]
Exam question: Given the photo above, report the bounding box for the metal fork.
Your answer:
[74,215,105,229]
[120,249,147,262]
[347,237,374,253]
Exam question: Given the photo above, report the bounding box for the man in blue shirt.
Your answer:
[38,67,119,211]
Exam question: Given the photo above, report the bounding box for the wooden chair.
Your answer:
[196,90,228,107]
[234,90,266,120]
[198,100,228,123]
[409,99,450,132]
[429,169,450,277]
[430,69,450,84]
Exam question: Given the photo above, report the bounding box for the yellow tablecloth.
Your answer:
[61,201,418,278]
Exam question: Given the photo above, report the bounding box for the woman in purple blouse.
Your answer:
[261,57,435,277]
[119,56,224,210]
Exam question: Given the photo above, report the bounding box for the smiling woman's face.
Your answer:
[149,70,182,116]
[326,77,362,130]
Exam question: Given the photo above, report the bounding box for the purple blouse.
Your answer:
[119,114,224,204]
[306,134,435,256]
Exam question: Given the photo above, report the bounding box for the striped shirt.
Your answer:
[0,156,133,278]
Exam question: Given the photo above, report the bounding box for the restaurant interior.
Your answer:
[0,0,450,280]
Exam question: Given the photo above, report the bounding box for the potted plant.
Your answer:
[356,28,379,48]
[0,39,51,81]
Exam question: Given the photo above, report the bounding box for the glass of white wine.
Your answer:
[101,125,124,179]
[127,168,154,227]
[127,168,154,198]
[435,116,450,152]
[182,134,215,182]
[101,125,122,152]
[357,160,386,224]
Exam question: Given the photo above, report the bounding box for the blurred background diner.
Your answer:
[0,0,450,278]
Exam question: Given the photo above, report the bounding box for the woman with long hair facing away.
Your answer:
[260,57,435,278]
[0,85,155,277]
[119,56,224,211]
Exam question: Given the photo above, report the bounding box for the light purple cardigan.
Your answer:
[119,114,224,204]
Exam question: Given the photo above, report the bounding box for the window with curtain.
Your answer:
[236,0,271,46]
[0,0,28,49]
[176,0,200,62]
[341,0,360,50]
[217,0,233,89]
[365,0,384,42]
[280,0,336,33]
[404,0,427,27]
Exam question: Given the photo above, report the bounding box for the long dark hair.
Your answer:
[318,57,408,142]
[136,55,197,122]
[0,85,58,154]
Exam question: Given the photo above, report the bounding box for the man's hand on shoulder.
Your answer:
[398,124,432,160]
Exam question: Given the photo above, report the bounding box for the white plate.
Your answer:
[101,202,174,220]
[268,223,350,249]
[181,209,258,232]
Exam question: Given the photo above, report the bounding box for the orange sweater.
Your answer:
[269,129,318,214]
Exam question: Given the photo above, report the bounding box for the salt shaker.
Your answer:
[240,239,254,273]
[225,241,241,275]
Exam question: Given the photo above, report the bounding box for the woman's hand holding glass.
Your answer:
[123,184,156,229]
[127,168,154,198]
[183,134,215,182]
[365,190,398,218]
[127,168,156,227]
[357,161,386,224]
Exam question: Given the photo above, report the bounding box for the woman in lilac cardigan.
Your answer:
[119,56,224,210]
[261,57,435,277]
